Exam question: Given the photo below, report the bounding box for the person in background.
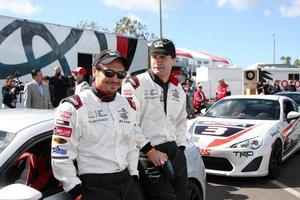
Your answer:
[270,79,281,94]
[216,78,230,100]
[193,83,209,114]
[183,84,194,119]
[256,81,264,95]
[287,80,297,92]
[43,76,55,107]
[52,49,141,200]
[1,75,17,108]
[122,38,189,200]
[50,66,69,107]
[71,67,90,94]
[23,69,52,109]
[263,81,272,95]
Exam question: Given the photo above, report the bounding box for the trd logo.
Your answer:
[233,151,253,157]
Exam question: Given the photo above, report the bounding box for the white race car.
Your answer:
[188,95,300,178]
[0,109,206,200]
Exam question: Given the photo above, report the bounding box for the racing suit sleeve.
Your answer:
[122,81,150,151]
[175,89,188,148]
[51,102,82,196]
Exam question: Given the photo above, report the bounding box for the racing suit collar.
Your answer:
[148,70,179,87]
[92,84,116,102]
[148,70,169,88]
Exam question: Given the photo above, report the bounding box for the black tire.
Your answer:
[268,140,282,179]
[188,180,203,200]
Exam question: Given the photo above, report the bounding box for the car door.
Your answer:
[282,99,300,156]
[0,131,70,200]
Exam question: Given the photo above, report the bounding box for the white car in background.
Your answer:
[188,95,300,178]
[0,109,206,200]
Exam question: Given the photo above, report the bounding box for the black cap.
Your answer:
[149,38,176,58]
[93,49,129,71]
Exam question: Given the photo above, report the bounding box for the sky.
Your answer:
[0,0,300,67]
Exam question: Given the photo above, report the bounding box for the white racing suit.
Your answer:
[51,88,141,200]
[122,71,189,200]
[74,80,90,94]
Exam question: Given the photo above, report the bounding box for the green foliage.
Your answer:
[280,56,292,65]
[77,20,110,32]
[294,59,300,68]
[113,16,157,40]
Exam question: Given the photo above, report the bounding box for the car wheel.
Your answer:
[188,180,203,200]
[268,140,282,179]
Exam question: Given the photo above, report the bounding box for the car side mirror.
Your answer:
[0,183,42,200]
[287,111,300,123]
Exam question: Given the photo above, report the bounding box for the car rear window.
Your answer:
[0,131,16,153]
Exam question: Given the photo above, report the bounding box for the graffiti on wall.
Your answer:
[0,19,137,79]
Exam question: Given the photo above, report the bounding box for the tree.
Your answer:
[77,20,109,32]
[294,59,300,68]
[113,16,156,40]
[280,56,292,65]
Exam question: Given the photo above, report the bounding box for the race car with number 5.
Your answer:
[188,95,300,178]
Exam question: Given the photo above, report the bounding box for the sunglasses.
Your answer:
[97,68,127,79]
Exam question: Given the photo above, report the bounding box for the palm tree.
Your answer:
[294,59,300,68]
[280,56,292,65]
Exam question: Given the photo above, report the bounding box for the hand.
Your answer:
[75,194,82,200]
[147,150,168,167]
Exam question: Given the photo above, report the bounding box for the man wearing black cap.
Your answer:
[52,49,142,200]
[122,39,188,200]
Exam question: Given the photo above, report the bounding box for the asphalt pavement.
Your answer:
[206,151,300,200]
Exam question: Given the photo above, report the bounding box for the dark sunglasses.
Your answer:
[97,68,127,79]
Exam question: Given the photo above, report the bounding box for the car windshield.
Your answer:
[0,131,16,153]
[277,93,300,105]
[205,99,280,120]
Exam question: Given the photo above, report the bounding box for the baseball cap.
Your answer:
[72,67,87,76]
[93,49,129,71]
[149,38,176,58]
[197,83,202,88]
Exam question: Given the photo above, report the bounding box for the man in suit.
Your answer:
[24,69,52,109]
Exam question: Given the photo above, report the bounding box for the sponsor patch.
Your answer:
[144,89,159,99]
[54,126,72,137]
[53,137,68,144]
[123,89,132,96]
[52,145,67,155]
[59,110,72,119]
[56,119,70,126]
[118,108,130,123]
[171,89,180,101]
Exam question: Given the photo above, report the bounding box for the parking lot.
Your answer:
[206,151,300,200]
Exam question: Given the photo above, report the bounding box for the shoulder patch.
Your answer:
[61,95,83,110]
[126,97,136,110]
[127,76,140,89]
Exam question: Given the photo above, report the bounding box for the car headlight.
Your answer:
[230,137,263,150]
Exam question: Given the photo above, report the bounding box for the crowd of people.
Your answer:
[182,77,231,119]
[257,79,296,94]
[1,66,89,109]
